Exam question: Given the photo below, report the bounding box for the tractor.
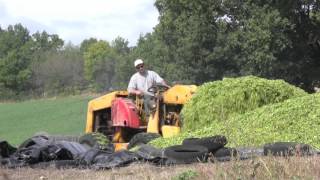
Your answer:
[84,83,197,150]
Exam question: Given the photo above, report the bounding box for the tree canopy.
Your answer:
[1,0,319,100]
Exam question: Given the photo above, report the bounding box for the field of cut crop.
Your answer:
[0,95,96,145]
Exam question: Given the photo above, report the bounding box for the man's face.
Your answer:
[135,63,145,73]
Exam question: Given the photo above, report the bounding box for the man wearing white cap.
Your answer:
[128,59,169,116]
[128,59,168,96]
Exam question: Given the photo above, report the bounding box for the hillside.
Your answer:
[0,95,95,145]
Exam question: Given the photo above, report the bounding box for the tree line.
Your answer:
[1,0,319,100]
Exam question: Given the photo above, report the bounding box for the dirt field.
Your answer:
[2,156,320,180]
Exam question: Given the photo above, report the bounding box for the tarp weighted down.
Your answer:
[91,150,139,169]
[0,140,17,158]
[0,136,89,168]
[0,135,319,169]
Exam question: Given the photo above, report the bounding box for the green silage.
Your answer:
[151,76,308,148]
[182,76,307,131]
[223,93,320,148]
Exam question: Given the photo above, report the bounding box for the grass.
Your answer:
[0,95,95,145]
[1,156,320,179]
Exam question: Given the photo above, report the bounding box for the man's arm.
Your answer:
[152,71,170,88]
[128,88,143,95]
[161,80,170,88]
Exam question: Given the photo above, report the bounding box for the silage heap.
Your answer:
[225,93,320,148]
[151,76,308,148]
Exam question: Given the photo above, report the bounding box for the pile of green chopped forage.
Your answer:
[151,76,308,148]
[223,93,320,148]
[182,76,307,131]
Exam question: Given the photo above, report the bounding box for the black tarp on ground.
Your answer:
[0,136,88,168]
[91,150,139,169]
[0,140,17,158]
[135,144,165,161]
[0,136,145,169]
[263,142,314,156]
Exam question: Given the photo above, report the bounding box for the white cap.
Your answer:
[134,59,144,67]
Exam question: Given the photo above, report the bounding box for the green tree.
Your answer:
[154,0,230,83]
[111,36,130,55]
[83,40,117,91]
[80,38,98,55]
[32,31,64,51]
[131,33,185,84]
[29,31,64,96]
[110,37,133,89]
[153,0,320,90]
[0,24,33,93]
[31,44,86,96]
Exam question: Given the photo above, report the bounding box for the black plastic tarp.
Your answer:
[0,140,17,158]
[1,136,88,168]
[0,136,143,169]
[1,135,318,169]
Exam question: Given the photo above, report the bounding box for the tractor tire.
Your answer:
[164,144,208,163]
[182,135,227,153]
[127,133,161,149]
[79,132,110,150]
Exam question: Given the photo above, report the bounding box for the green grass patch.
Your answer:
[0,95,94,145]
[172,170,198,180]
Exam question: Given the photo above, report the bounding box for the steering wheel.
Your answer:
[147,83,170,94]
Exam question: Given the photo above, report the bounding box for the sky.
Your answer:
[0,0,159,46]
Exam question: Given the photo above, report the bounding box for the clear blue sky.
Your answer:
[0,0,159,46]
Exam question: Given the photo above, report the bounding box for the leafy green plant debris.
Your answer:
[153,93,320,148]
[182,76,307,131]
[222,93,320,148]
[151,76,308,148]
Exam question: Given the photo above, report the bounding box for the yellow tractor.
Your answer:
[84,84,197,150]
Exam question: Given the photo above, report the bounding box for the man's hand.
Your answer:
[135,90,143,96]
[128,89,143,97]
[162,80,171,89]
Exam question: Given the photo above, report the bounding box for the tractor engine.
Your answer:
[111,98,140,128]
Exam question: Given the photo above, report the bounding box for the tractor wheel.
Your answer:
[128,133,161,149]
[79,132,110,150]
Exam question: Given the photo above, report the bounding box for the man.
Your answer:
[127,59,169,116]
[127,59,168,96]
